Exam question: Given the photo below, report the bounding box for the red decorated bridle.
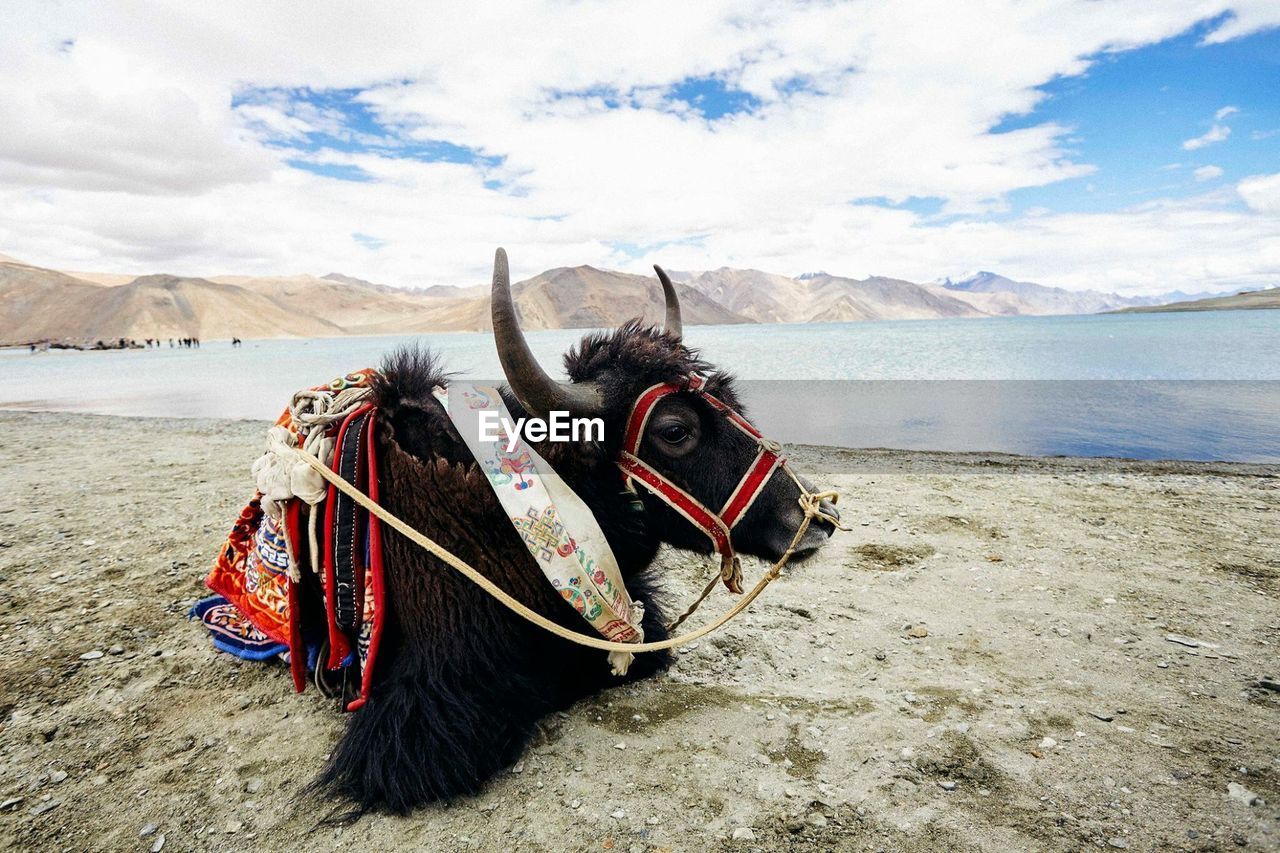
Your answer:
[617,374,787,596]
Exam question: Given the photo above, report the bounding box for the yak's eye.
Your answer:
[658,424,691,445]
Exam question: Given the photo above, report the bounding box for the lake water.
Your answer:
[3,311,1278,461]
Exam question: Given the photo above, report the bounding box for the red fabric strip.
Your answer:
[622,381,683,456]
[618,452,732,554]
[285,500,307,693]
[719,449,780,528]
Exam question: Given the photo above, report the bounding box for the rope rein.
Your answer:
[293,446,843,653]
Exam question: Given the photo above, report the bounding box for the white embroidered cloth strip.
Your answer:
[434,383,644,674]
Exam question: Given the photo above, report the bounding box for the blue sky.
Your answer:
[997,20,1280,216]
[2,2,1279,294]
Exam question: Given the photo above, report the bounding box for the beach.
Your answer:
[0,410,1276,852]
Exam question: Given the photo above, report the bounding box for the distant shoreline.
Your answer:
[6,302,1278,350]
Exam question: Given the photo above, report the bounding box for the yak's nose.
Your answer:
[796,472,840,537]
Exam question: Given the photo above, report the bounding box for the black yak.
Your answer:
[311,249,837,812]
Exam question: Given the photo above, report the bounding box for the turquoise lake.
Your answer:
[3,311,1278,461]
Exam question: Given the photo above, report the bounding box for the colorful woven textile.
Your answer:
[194,369,385,711]
[202,499,292,646]
[190,594,289,660]
[434,383,644,674]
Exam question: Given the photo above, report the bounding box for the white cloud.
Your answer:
[1238,172,1280,215]
[1194,165,1224,181]
[1182,124,1231,150]
[1183,104,1241,151]
[0,1,1277,297]
[1201,1,1280,43]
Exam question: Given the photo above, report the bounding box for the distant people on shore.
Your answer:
[21,334,233,352]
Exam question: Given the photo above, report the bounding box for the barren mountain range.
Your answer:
[0,253,1249,345]
[1108,286,1280,314]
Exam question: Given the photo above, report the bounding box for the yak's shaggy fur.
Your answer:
[316,325,741,814]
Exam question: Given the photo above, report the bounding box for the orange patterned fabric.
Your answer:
[205,498,292,645]
[202,369,380,659]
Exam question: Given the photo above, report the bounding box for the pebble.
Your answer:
[938,780,957,791]
[731,827,756,841]
[1107,838,1129,849]
[107,646,124,656]
[874,650,887,661]
[50,770,67,784]
[1039,737,1057,750]
[646,816,659,825]
[225,819,242,834]
[30,799,60,816]
[1089,711,1115,722]
[0,797,24,811]
[1227,782,1263,807]
[906,626,929,639]
[140,823,158,837]
[79,650,104,660]
[805,812,828,829]
[611,809,626,819]
[245,778,263,794]
[1165,633,1213,648]
[151,835,166,853]
[614,742,626,750]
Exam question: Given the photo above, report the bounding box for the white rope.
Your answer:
[251,385,373,580]
[289,444,844,653]
[247,381,846,651]
[290,386,373,455]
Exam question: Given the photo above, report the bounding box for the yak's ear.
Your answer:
[490,247,603,416]
[653,265,682,339]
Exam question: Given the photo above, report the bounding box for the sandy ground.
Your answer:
[0,410,1276,852]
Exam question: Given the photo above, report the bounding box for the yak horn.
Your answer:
[490,248,603,417]
[653,265,683,339]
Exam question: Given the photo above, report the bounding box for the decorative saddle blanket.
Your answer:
[192,369,386,711]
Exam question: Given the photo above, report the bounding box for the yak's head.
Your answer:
[490,248,838,563]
